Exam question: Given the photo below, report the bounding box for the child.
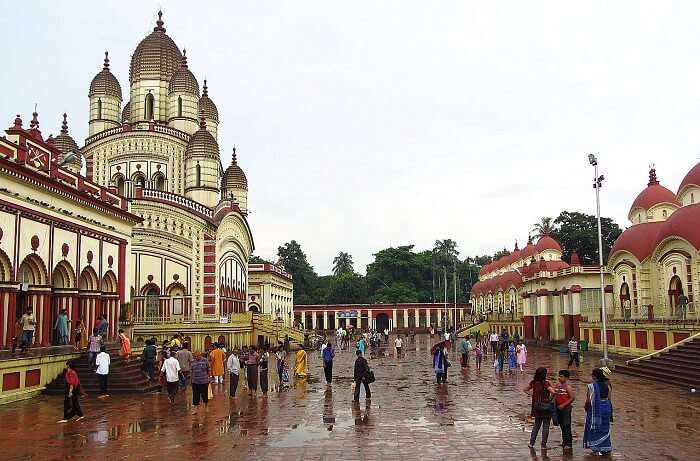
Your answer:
[554,369,575,451]
[474,343,483,370]
[87,328,102,368]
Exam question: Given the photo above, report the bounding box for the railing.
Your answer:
[131,312,252,325]
[139,189,214,218]
[84,122,191,146]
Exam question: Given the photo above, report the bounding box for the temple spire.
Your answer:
[154,10,166,32]
[103,51,110,71]
[232,146,237,164]
[61,113,68,134]
[202,79,209,96]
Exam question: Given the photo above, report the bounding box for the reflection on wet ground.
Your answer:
[0,334,698,460]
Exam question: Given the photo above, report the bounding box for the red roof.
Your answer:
[678,162,700,195]
[610,221,664,262]
[629,168,679,214]
[521,240,537,258]
[535,235,562,253]
[655,203,700,249]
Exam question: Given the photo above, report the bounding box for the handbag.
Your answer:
[365,370,376,384]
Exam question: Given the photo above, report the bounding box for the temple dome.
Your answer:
[89,52,122,100]
[186,113,219,159]
[168,50,199,95]
[53,113,82,169]
[610,222,664,262]
[198,80,219,122]
[535,234,562,253]
[222,148,248,191]
[678,162,700,195]
[129,11,183,83]
[629,168,679,216]
[655,203,700,249]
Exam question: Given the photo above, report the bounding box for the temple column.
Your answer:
[403,309,409,329]
[392,309,397,331]
[311,311,317,329]
[323,311,328,332]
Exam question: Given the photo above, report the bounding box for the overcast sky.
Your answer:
[1,1,698,274]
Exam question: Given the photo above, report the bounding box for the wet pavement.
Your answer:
[0,334,698,460]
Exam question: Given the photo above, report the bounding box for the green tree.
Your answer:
[277,240,318,304]
[493,248,510,260]
[249,255,269,264]
[532,217,554,239]
[366,245,423,296]
[325,272,368,304]
[550,211,622,264]
[371,282,418,304]
[332,251,354,276]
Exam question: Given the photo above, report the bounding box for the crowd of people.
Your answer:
[56,327,613,456]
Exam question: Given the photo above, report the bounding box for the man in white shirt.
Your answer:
[95,346,110,398]
[226,351,240,398]
[394,335,403,357]
[489,332,499,355]
[161,353,182,404]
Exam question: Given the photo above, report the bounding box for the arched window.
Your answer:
[132,173,146,189]
[155,174,165,191]
[97,98,102,119]
[145,93,154,120]
[196,162,201,187]
[114,175,125,196]
[177,96,183,117]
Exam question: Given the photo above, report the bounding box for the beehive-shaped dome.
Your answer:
[168,50,199,95]
[129,11,183,83]
[53,113,83,172]
[198,80,219,122]
[89,52,122,100]
[186,113,219,159]
[222,148,248,191]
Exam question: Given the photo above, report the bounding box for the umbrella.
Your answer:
[430,341,446,355]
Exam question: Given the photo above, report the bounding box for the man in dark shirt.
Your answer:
[353,350,371,402]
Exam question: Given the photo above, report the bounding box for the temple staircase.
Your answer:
[43,342,160,396]
[615,335,700,390]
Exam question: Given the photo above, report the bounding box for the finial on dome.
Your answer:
[154,10,166,32]
[46,134,55,145]
[181,49,188,68]
[648,165,659,186]
[13,114,22,129]
[514,240,519,251]
[61,113,68,134]
[103,51,110,71]
[199,110,206,129]
[527,234,533,245]
[202,79,208,96]
[232,146,237,164]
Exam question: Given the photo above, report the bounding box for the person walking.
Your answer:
[357,335,367,356]
[118,329,131,362]
[508,341,517,370]
[583,368,613,455]
[524,367,554,450]
[240,346,249,389]
[496,341,506,372]
[20,307,36,352]
[246,346,260,392]
[54,309,70,345]
[209,343,226,384]
[142,338,157,381]
[474,342,483,370]
[275,344,287,385]
[260,346,270,394]
[58,360,86,423]
[96,315,109,338]
[352,350,371,402]
[87,328,102,369]
[433,343,449,384]
[322,340,334,385]
[74,319,86,350]
[161,351,182,404]
[567,336,580,370]
[176,342,194,387]
[459,336,470,368]
[516,340,528,372]
[489,331,499,355]
[191,352,210,413]
[226,350,240,398]
[95,345,110,398]
[553,369,576,451]
[394,335,403,358]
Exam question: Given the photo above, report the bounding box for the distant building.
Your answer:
[248,263,293,325]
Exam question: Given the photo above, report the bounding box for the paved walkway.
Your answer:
[0,335,698,460]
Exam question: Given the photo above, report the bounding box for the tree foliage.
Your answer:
[332,251,354,276]
[532,217,554,239]
[550,211,622,264]
[277,240,317,304]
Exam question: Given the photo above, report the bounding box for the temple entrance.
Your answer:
[145,288,159,320]
[376,313,389,332]
[620,283,631,319]
[668,276,683,317]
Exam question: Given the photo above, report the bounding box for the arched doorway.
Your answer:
[376,313,389,332]
[18,254,49,346]
[248,305,259,313]
[204,335,212,351]
[669,275,683,317]
[620,282,631,319]
[145,288,159,320]
[52,260,76,345]
[217,335,226,346]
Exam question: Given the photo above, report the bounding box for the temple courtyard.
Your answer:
[0,336,697,461]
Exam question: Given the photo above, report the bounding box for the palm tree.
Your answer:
[332,251,354,276]
[532,217,553,239]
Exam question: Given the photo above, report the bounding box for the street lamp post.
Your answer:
[588,153,613,368]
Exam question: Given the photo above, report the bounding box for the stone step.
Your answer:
[616,365,699,389]
[650,354,698,367]
[631,360,700,381]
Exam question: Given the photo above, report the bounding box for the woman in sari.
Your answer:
[507,342,517,370]
[118,329,132,362]
[583,368,613,455]
[294,348,308,378]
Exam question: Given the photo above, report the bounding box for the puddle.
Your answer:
[269,423,330,447]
